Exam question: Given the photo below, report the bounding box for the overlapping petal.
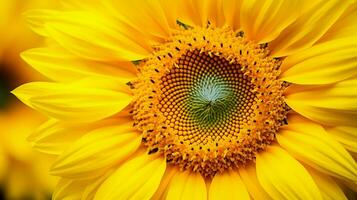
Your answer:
[21,47,138,83]
[280,37,357,84]
[240,0,300,43]
[278,115,357,183]
[269,0,352,57]
[222,0,242,30]
[94,153,166,200]
[172,0,223,27]
[50,123,141,179]
[53,171,111,200]
[326,126,357,153]
[104,0,172,41]
[209,170,250,200]
[25,10,152,61]
[151,166,179,200]
[285,78,357,126]
[166,171,207,200]
[319,3,357,42]
[12,80,132,122]
[238,164,272,200]
[28,116,131,155]
[308,167,347,200]
[256,146,322,200]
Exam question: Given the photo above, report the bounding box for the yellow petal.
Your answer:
[50,123,141,179]
[278,115,357,183]
[53,178,88,200]
[12,81,132,122]
[209,170,250,200]
[239,164,272,200]
[105,0,171,41]
[256,146,322,200]
[81,169,114,200]
[285,78,357,126]
[21,47,138,82]
[173,0,223,27]
[280,37,357,84]
[307,167,347,200]
[222,0,242,30]
[326,126,357,153]
[151,166,179,200]
[25,10,151,61]
[53,172,111,200]
[269,0,352,57]
[240,0,300,43]
[28,117,131,155]
[319,3,357,42]
[94,153,166,200]
[166,170,207,200]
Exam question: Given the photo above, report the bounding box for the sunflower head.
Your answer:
[132,25,289,176]
[11,0,357,199]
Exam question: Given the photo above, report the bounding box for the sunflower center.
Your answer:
[132,26,288,177]
[188,76,234,126]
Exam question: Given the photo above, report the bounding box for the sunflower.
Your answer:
[0,0,58,199]
[13,0,357,199]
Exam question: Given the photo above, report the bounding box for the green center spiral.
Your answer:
[187,76,236,127]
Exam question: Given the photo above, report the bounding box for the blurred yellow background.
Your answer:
[0,0,59,199]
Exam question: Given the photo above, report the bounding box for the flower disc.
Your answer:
[132,26,288,177]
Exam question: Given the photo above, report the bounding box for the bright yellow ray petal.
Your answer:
[222,0,242,30]
[53,171,111,200]
[172,0,223,27]
[307,167,348,200]
[50,123,141,179]
[52,178,86,200]
[166,170,207,200]
[81,169,114,200]
[285,78,357,126]
[239,164,272,200]
[21,47,138,82]
[209,170,250,200]
[240,0,300,43]
[319,3,357,42]
[12,81,132,122]
[28,116,131,155]
[280,37,357,84]
[269,0,353,57]
[326,126,357,153]
[151,166,178,200]
[256,146,322,200]
[278,115,357,183]
[94,153,166,200]
[25,10,151,61]
[104,0,171,41]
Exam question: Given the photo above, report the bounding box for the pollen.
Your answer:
[132,26,288,177]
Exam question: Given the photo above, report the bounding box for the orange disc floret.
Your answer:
[132,26,288,177]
